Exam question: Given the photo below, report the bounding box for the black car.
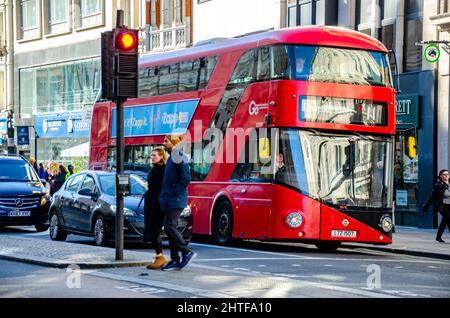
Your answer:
[48,170,192,246]
[0,155,50,231]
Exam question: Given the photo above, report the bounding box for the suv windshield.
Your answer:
[278,129,394,209]
[0,160,40,182]
[99,174,148,196]
[293,45,391,87]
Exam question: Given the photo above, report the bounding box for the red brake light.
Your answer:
[116,31,137,51]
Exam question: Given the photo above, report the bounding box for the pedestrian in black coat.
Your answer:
[422,169,450,243]
[51,165,67,195]
[145,147,168,269]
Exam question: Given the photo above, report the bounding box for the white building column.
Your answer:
[273,0,286,30]
[150,0,157,28]
[173,0,182,27]
[160,0,170,29]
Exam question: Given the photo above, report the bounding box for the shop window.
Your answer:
[394,129,419,218]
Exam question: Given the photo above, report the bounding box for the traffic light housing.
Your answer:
[101,27,138,100]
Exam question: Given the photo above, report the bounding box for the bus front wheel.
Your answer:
[315,241,342,252]
[212,200,234,245]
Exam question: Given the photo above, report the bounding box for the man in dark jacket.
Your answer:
[422,169,450,242]
[159,134,195,271]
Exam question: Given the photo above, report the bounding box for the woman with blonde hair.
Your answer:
[145,146,169,269]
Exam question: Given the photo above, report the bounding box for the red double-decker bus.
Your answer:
[89,26,396,250]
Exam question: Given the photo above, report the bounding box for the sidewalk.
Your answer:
[0,235,152,268]
[343,226,450,260]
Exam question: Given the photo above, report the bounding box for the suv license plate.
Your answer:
[331,230,357,238]
[8,210,31,217]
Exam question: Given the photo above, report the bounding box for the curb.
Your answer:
[342,244,450,261]
[0,253,151,269]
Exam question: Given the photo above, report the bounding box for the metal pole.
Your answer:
[115,10,125,261]
[115,97,125,261]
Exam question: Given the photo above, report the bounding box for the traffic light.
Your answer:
[101,27,138,100]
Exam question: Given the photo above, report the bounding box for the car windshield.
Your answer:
[99,174,148,196]
[278,129,394,209]
[0,160,40,182]
[293,45,392,87]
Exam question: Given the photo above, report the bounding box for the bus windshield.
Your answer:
[293,45,391,87]
[278,129,394,209]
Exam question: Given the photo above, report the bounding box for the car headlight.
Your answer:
[286,211,303,228]
[379,215,393,232]
[40,196,48,206]
[180,206,192,218]
[110,205,138,217]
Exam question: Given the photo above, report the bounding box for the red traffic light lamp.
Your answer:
[115,30,137,51]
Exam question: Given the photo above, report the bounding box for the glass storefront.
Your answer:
[19,58,100,117]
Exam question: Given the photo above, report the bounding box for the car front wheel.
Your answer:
[93,215,108,246]
[49,212,67,241]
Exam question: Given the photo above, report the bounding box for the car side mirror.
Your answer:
[40,179,47,186]
[78,188,93,196]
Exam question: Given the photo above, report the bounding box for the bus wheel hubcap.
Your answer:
[219,213,229,237]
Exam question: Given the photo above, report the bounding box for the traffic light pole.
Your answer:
[115,97,125,261]
[115,10,125,261]
[101,9,138,260]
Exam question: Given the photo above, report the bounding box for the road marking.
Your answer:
[361,288,431,298]
[394,266,404,269]
[291,264,302,267]
[86,271,235,298]
[188,243,449,265]
[196,257,307,262]
[427,266,439,269]
[258,265,266,267]
[324,265,334,267]
[191,263,399,298]
[116,285,166,294]
[233,268,250,271]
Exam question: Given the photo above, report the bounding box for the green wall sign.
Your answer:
[396,95,420,127]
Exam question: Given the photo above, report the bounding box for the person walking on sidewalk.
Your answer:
[422,169,450,243]
[144,147,168,269]
[159,134,195,271]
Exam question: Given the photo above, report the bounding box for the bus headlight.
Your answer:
[379,215,393,232]
[286,212,303,228]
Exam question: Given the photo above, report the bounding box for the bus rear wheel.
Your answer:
[315,241,342,252]
[212,200,234,245]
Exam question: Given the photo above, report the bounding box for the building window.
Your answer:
[356,0,373,34]
[48,0,69,34]
[403,0,423,72]
[19,58,101,117]
[19,0,39,39]
[439,0,449,14]
[76,0,103,28]
[287,0,316,26]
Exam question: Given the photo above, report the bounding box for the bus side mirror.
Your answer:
[407,136,417,159]
[259,137,270,160]
[388,50,401,94]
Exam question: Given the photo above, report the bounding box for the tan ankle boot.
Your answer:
[146,255,168,269]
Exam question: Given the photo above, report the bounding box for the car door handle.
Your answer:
[241,189,247,194]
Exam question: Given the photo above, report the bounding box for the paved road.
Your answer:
[1,226,449,298]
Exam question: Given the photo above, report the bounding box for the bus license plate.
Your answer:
[8,210,31,217]
[331,230,357,238]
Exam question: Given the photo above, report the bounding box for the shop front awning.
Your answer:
[61,142,89,158]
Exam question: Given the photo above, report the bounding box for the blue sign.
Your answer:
[17,126,29,145]
[111,100,200,138]
[0,117,6,134]
[34,112,91,138]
